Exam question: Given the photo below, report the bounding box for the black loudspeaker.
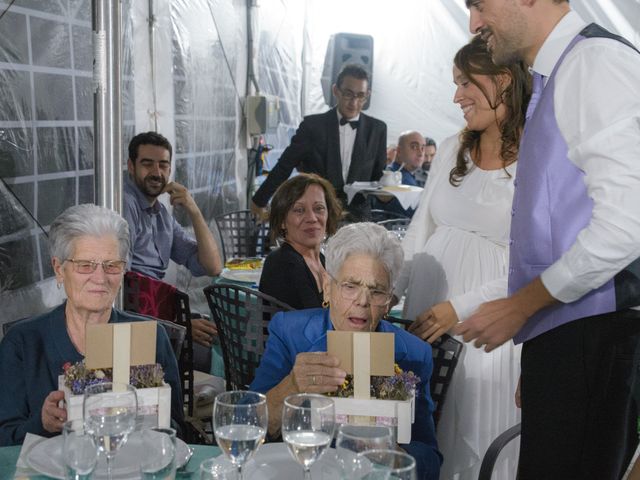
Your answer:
[321,33,374,110]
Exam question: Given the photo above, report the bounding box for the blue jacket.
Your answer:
[250,308,442,480]
[0,303,183,446]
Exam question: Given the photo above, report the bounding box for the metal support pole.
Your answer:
[92,0,123,308]
[92,0,122,214]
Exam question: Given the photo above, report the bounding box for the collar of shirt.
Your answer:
[336,109,361,127]
[532,10,587,78]
[124,175,161,215]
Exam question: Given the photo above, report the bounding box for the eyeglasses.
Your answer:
[338,89,369,102]
[332,277,392,307]
[64,259,126,274]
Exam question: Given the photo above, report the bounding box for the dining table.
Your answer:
[343,182,424,212]
[0,433,222,479]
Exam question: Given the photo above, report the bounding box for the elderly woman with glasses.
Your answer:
[250,222,442,480]
[0,204,182,446]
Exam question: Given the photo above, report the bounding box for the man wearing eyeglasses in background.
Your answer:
[124,131,223,348]
[251,64,387,220]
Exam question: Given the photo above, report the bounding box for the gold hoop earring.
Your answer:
[322,300,329,309]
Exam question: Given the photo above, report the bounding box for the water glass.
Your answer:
[83,382,137,480]
[140,427,177,479]
[200,458,238,479]
[336,425,394,478]
[63,420,98,480]
[282,393,335,480]
[356,449,416,480]
[213,391,268,480]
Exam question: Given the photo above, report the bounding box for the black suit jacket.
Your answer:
[252,108,387,207]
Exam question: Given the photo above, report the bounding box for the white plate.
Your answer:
[207,443,340,479]
[27,431,192,479]
[219,267,262,284]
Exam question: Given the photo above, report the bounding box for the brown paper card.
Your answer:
[327,331,395,376]
[85,321,156,369]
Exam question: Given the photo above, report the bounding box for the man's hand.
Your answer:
[191,317,218,347]
[250,201,269,222]
[291,352,346,394]
[41,390,67,433]
[454,277,556,352]
[408,301,458,343]
[164,182,198,215]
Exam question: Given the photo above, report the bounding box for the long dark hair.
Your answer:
[450,35,531,185]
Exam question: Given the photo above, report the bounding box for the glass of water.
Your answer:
[356,449,416,480]
[63,420,98,480]
[335,425,394,478]
[282,393,335,480]
[140,427,176,479]
[213,391,267,480]
[200,457,238,479]
[83,382,137,480]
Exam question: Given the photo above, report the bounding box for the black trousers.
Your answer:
[519,310,640,480]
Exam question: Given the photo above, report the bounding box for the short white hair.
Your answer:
[49,204,130,261]
[325,222,404,287]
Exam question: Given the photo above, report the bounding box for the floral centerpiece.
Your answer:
[329,364,420,401]
[62,360,165,394]
[328,364,420,444]
[58,360,172,428]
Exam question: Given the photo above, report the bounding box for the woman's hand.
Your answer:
[41,390,67,433]
[408,301,459,343]
[291,352,347,394]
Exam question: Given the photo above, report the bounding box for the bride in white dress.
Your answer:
[394,36,531,480]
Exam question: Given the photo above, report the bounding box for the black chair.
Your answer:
[203,283,293,390]
[214,210,271,261]
[157,318,187,359]
[123,272,196,419]
[478,423,521,480]
[388,316,463,428]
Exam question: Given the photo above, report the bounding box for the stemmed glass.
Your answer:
[282,394,335,480]
[335,425,394,478]
[213,390,268,480]
[83,382,138,480]
[356,449,416,480]
[63,419,98,480]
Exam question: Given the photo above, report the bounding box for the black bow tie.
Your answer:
[339,117,359,129]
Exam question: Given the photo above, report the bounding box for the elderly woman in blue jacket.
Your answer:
[250,222,442,479]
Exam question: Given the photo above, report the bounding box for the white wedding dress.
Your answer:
[395,135,521,480]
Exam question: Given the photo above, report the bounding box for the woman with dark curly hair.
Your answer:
[259,173,342,309]
[394,35,530,479]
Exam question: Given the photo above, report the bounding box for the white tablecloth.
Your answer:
[344,182,423,211]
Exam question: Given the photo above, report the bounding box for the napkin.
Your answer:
[15,433,46,478]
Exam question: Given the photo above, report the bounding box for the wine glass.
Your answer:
[335,425,394,478]
[140,427,177,479]
[282,393,335,480]
[356,449,416,480]
[83,382,138,480]
[213,391,268,480]
[63,419,98,480]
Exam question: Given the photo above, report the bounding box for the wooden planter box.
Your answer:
[58,375,171,428]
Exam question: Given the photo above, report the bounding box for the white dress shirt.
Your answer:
[533,11,640,305]
[337,110,359,183]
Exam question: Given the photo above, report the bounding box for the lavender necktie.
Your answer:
[526,72,544,120]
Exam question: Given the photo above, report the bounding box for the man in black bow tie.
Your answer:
[251,64,387,220]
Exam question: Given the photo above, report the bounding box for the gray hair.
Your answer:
[49,204,130,261]
[325,222,404,287]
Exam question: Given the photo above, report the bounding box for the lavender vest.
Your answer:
[511,24,640,344]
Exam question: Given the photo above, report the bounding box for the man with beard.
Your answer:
[455,1,640,478]
[124,131,222,347]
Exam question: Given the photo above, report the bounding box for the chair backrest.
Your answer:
[387,316,463,428]
[214,210,271,261]
[123,271,195,417]
[157,318,187,359]
[203,283,293,391]
[478,423,521,480]
[369,209,410,222]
